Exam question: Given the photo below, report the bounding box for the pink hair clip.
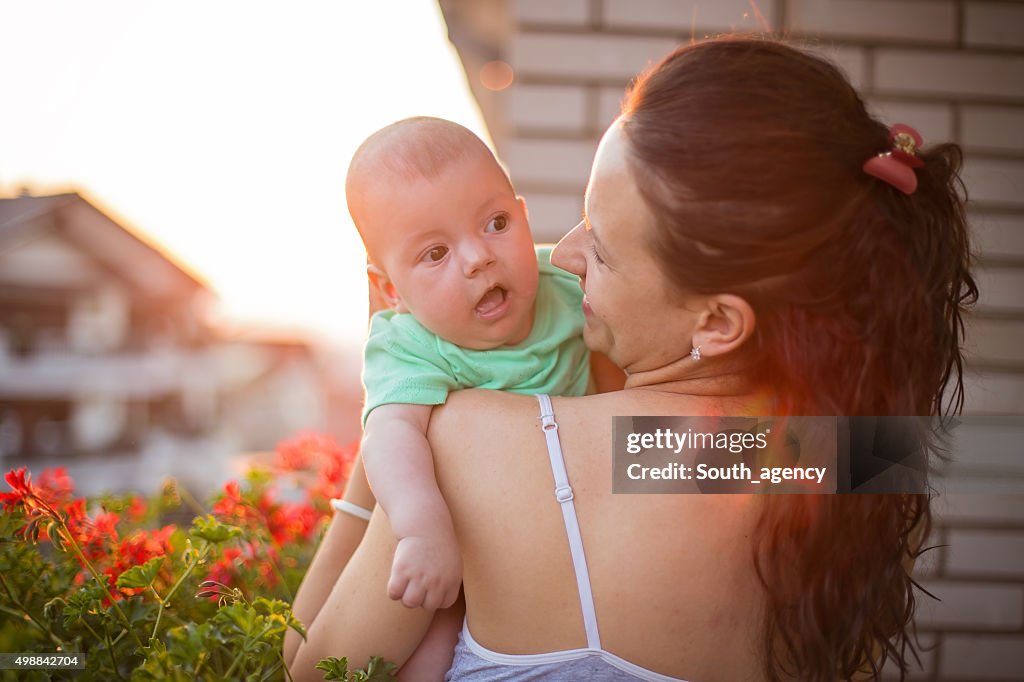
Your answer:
[862,124,924,195]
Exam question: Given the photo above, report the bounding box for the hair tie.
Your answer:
[862,124,924,195]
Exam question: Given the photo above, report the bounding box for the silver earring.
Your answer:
[690,345,702,362]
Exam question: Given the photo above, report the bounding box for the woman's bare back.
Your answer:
[429,388,767,681]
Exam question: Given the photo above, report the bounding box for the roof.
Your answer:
[0,191,209,297]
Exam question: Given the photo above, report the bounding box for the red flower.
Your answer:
[38,467,74,506]
[105,525,176,598]
[126,496,147,522]
[72,511,121,564]
[117,526,175,567]
[266,501,321,546]
[0,468,36,511]
[273,433,358,495]
[213,480,264,526]
[64,498,87,524]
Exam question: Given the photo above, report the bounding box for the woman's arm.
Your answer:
[286,501,436,682]
[284,457,377,668]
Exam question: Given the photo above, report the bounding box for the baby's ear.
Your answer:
[366,264,407,313]
[517,195,529,221]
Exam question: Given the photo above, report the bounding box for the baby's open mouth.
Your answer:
[475,286,507,316]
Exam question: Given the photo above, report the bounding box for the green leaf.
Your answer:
[362,655,398,681]
[189,515,242,544]
[122,596,158,626]
[314,655,397,682]
[213,602,265,639]
[252,597,306,639]
[63,584,104,628]
[0,510,26,540]
[315,656,350,681]
[116,555,164,589]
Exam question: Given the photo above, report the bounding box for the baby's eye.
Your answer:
[421,246,449,263]
[484,213,510,233]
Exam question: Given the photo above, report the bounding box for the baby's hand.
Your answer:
[388,532,462,610]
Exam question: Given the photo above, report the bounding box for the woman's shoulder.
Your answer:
[426,388,759,465]
[429,387,741,434]
[428,390,586,461]
[428,389,548,451]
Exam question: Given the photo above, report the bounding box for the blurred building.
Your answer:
[0,192,357,498]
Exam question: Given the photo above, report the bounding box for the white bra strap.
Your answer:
[536,394,602,650]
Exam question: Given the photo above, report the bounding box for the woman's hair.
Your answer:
[620,38,977,681]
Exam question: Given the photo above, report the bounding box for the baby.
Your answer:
[346,117,594,610]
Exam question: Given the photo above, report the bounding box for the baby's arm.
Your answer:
[361,403,462,610]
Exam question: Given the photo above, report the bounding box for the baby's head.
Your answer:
[347,117,539,350]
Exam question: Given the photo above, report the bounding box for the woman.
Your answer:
[286,37,975,681]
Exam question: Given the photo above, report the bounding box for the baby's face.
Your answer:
[361,151,539,350]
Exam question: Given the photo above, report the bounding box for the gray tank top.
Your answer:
[444,395,689,681]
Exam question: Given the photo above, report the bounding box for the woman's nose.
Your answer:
[551,221,586,276]
[462,242,497,277]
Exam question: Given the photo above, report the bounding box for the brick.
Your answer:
[936,472,1024,496]
[963,159,1024,207]
[513,0,590,26]
[934,494,1024,524]
[523,192,584,243]
[916,581,1024,629]
[965,3,1024,50]
[510,32,679,80]
[507,84,588,132]
[965,317,1024,368]
[945,529,1024,577]
[973,265,1024,312]
[503,137,597,187]
[941,415,1024,477]
[806,44,869,90]
[962,106,1024,153]
[604,0,777,33]
[598,87,627,128]
[970,212,1024,260]
[790,0,956,44]
[867,99,953,143]
[961,370,1024,416]
[941,635,1024,680]
[875,50,1024,100]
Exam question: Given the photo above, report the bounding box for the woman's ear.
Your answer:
[366,264,407,313]
[690,294,755,358]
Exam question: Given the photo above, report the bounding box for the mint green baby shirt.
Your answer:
[361,247,590,423]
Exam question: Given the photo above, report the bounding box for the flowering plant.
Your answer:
[0,434,395,681]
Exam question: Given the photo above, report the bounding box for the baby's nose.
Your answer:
[462,245,497,277]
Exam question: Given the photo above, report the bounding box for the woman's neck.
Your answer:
[623,356,762,403]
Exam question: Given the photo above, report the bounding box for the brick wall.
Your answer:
[441,1,1024,679]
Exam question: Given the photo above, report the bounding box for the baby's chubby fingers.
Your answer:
[400,581,427,609]
[389,534,462,608]
[387,567,411,602]
[421,583,459,611]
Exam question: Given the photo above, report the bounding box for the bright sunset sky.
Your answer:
[0,1,491,349]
